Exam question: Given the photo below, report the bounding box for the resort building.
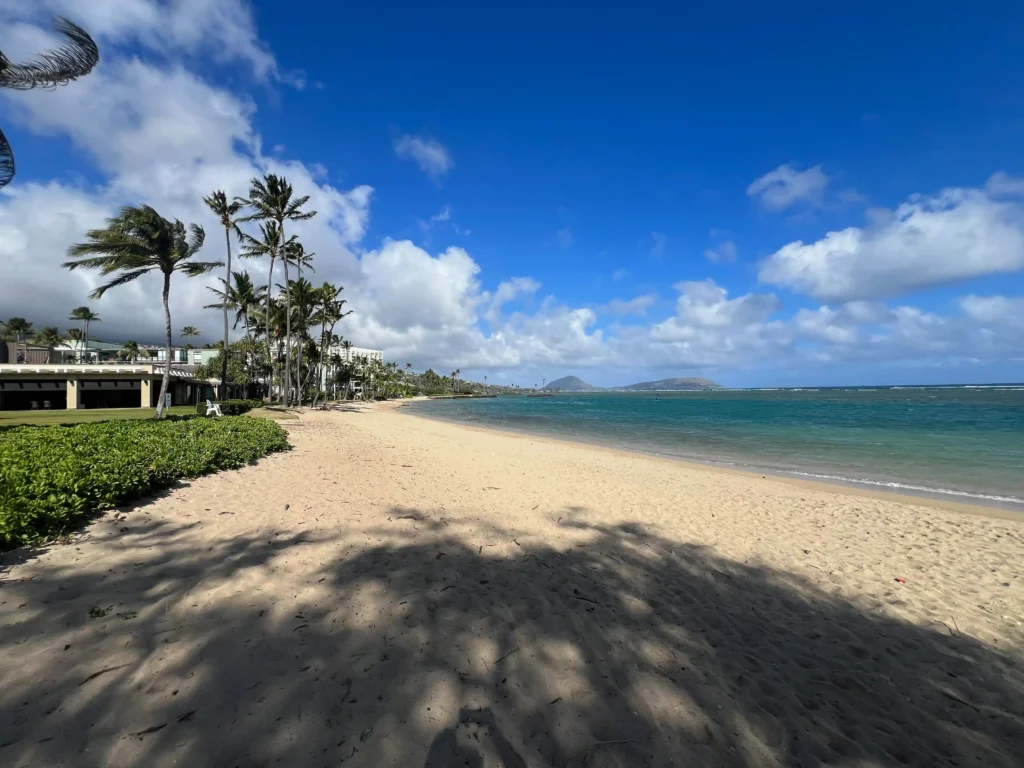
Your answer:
[326,344,383,365]
[0,359,211,411]
[316,343,384,398]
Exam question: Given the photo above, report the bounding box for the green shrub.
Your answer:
[0,416,290,549]
[194,399,264,416]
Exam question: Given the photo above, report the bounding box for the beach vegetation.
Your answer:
[0,416,289,548]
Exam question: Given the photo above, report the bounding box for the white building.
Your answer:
[328,345,383,365]
[317,343,384,398]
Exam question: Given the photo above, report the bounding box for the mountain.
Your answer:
[542,375,723,391]
[618,377,722,391]
[543,376,603,391]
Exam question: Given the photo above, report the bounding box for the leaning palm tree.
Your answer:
[0,17,99,189]
[237,175,317,405]
[68,306,100,363]
[117,340,150,362]
[203,191,244,399]
[64,205,221,418]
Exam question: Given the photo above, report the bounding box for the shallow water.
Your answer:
[406,386,1024,510]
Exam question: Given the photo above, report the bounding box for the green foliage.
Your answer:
[195,399,263,416]
[0,416,290,549]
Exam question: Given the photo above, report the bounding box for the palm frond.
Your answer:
[179,260,223,277]
[0,126,13,189]
[90,268,150,299]
[0,17,99,91]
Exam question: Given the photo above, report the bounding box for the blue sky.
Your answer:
[1,1,1023,386]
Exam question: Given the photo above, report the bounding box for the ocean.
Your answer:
[404,386,1024,510]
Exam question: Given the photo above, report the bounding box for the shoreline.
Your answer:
[392,401,1024,520]
[2,405,1022,766]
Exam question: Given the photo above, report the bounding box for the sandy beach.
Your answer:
[2,405,1023,767]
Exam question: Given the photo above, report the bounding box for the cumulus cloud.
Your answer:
[959,295,1024,329]
[0,3,1020,380]
[484,277,541,324]
[747,164,828,211]
[4,0,280,81]
[393,134,453,180]
[758,184,1024,301]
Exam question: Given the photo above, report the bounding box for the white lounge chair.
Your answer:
[205,399,223,417]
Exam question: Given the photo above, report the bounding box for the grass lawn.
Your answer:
[0,406,196,427]
[247,406,300,421]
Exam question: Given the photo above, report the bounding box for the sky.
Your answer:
[1,1,1023,388]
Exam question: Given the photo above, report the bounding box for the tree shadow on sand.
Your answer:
[1,507,1022,767]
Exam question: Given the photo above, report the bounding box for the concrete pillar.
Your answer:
[140,378,152,408]
[66,379,81,410]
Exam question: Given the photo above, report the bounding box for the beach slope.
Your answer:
[1,406,1022,767]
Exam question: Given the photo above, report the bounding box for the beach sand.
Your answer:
[2,405,1023,767]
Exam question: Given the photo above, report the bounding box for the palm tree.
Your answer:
[64,205,220,418]
[180,325,200,347]
[203,190,244,399]
[0,17,99,189]
[204,271,266,339]
[33,326,62,361]
[308,282,349,405]
[237,175,317,406]
[117,340,150,362]
[240,221,293,400]
[68,306,100,363]
[3,317,32,343]
[283,240,315,402]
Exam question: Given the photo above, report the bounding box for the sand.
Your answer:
[1,404,1023,767]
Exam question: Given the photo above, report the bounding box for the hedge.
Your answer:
[195,399,264,416]
[0,416,290,548]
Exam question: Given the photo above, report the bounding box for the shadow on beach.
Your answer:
[2,508,1022,767]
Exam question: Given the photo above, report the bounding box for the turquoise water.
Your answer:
[405,387,1024,509]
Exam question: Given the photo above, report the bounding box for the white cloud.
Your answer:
[556,226,574,248]
[603,295,657,316]
[759,184,1024,301]
[0,5,1020,381]
[484,277,540,323]
[985,171,1024,197]
[393,134,453,180]
[418,204,453,231]
[2,0,280,81]
[704,240,737,263]
[960,295,1024,329]
[747,164,828,211]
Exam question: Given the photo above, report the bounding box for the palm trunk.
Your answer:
[265,255,275,402]
[311,319,327,407]
[295,261,303,405]
[220,227,232,400]
[280,220,293,406]
[83,319,89,364]
[156,272,173,419]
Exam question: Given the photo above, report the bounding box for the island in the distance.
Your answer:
[543,375,723,392]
